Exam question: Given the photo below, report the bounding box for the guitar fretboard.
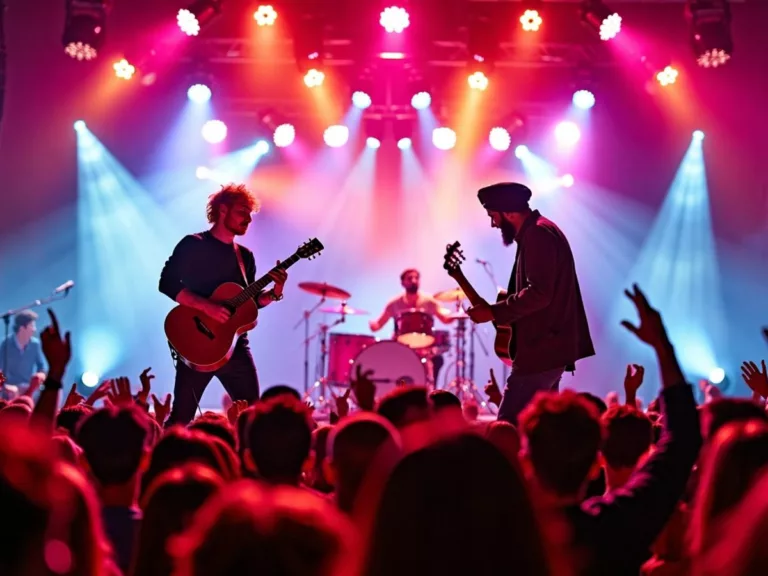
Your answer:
[227,253,301,308]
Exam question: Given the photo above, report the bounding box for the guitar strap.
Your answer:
[233,243,248,286]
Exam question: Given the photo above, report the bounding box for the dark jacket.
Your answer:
[490,210,594,374]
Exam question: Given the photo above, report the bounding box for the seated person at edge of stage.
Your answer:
[0,310,46,393]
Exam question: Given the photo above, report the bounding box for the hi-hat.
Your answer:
[434,288,467,302]
[298,281,351,300]
[319,304,369,316]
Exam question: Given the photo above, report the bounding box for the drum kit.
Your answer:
[295,280,494,414]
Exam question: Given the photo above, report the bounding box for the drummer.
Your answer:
[369,269,454,385]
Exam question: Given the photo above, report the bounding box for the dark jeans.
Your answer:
[432,354,444,387]
[497,365,564,424]
[167,338,260,426]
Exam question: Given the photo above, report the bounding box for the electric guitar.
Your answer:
[443,241,513,366]
[165,238,324,372]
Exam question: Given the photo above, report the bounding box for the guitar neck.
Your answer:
[230,253,301,308]
[450,270,486,308]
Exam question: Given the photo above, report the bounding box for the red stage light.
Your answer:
[656,65,679,86]
[468,71,489,91]
[520,9,542,32]
[380,6,410,33]
[254,5,277,26]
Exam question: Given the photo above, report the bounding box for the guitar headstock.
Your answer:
[298,238,324,260]
[443,241,465,278]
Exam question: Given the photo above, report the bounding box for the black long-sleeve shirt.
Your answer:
[562,384,702,575]
[159,231,257,302]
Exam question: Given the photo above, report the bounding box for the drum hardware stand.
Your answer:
[304,305,348,414]
[294,296,329,395]
[478,259,509,384]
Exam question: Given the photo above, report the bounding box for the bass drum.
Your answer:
[350,341,427,399]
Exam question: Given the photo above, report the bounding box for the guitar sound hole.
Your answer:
[193,316,215,340]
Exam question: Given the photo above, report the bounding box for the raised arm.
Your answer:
[369,304,393,333]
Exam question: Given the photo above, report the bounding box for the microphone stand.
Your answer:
[479,261,509,383]
[294,296,326,395]
[1,286,73,388]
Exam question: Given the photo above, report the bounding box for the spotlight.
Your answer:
[253,4,277,26]
[520,9,543,32]
[81,371,100,388]
[560,174,575,188]
[304,68,325,88]
[113,58,136,80]
[468,71,489,91]
[432,127,457,151]
[366,137,381,149]
[177,0,222,36]
[515,144,529,158]
[411,91,432,110]
[656,66,679,87]
[380,6,410,33]
[196,166,211,180]
[393,119,413,150]
[582,0,622,41]
[554,121,581,147]
[255,140,270,155]
[687,0,733,68]
[74,120,86,132]
[324,125,349,148]
[693,129,704,141]
[63,0,107,61]
[187,83,212,103]
[397,138,412,150]
[573,89,596,110]
[202,120,227,144]
[273,123,296,148]
[352,91,372,110]
[709,367,725,385]
[489,127,511,151]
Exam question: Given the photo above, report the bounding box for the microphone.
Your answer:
[54,280,75,294]
[475,258,489,265]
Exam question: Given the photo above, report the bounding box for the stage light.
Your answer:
[196,166,211,180]
[520,9,542,32]
[202,120,227,144]
[254,4,277,26]
[397,138,412,150]
[515,144,529,158]
[63,0,107,61]
[709,367,725,385]
[693,129,704,141]
[177,0,222,36]
[656,66,679,87]
[489,127,511,151]
[352,91,372,110]
[112,58,135,80]
[560,174,575,188]
[432,127,457,151]
[380,52,406,60]
[582,0,622,41]
[573,89,596,110]
[687,0,733,68]
[366,137,381,149]
[380,6,410,33]
[255,140,270,155]
[324,125,349,148]
[555,121,581,147]
[74,120,86,132]
[304,68,325,88]
[81,371,100,388]
[411,91,432,110]
[468,71,489,91]
[273,123,296,148]
[187,83,212,103]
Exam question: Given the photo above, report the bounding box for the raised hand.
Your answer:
[741,360,768,400]
[85,380,112,406]
[107,377,134,406]
[138,367,154,404]
[484,368,502,407]
[40,309,71,382]
[226,399,248,425]
[63,383,85,408]
[335,387,352,419]
[351,365,376,411]
[151,393,172,425]
[624,364,645,394]
[620,285,668,347]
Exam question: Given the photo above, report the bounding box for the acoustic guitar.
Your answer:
[443,241,513,366]
[165,238,324,372]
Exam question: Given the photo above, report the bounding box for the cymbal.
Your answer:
[298,281,351,300]
[448,312,470,320]
[434,288,467,302]
[319,304,369,316]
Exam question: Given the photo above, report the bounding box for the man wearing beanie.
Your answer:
[467,182,594,423]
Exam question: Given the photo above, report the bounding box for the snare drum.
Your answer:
[395,309,435,349]
[327,333,376,384]
[350,341,427,399]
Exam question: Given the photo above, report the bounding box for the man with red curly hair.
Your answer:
[159,183,287,425]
